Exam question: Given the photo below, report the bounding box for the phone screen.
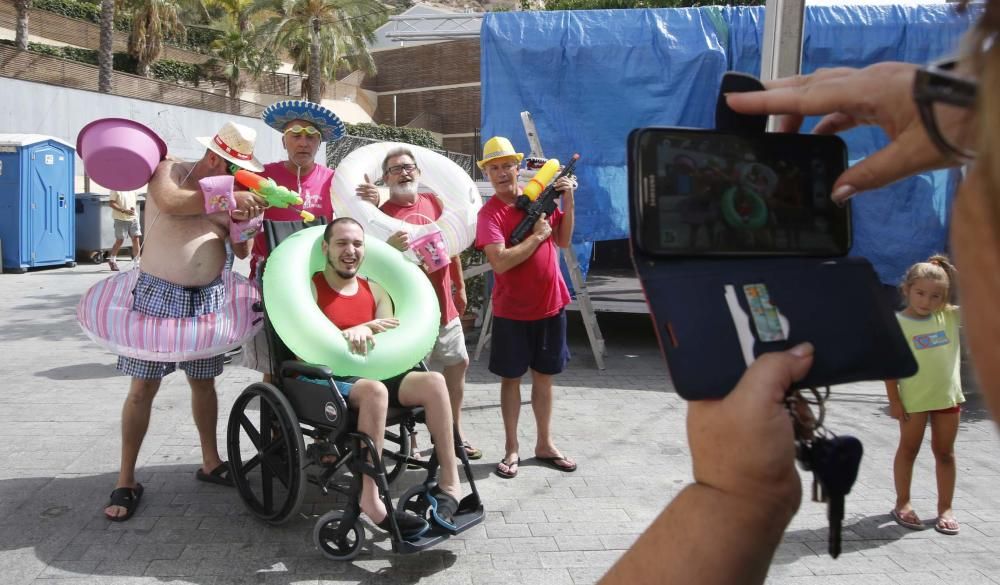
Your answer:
[630,127,850,257]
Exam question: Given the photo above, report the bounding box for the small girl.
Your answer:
[886,254,963,535]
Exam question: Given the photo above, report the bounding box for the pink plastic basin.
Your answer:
[76,118,167,191]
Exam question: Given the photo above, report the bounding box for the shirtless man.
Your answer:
[103,121,266,521]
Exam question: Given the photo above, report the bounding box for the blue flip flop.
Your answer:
[425,487,459,531]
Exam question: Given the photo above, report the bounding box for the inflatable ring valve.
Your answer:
[77,270,262,361]
[263,226,440,380]
[721,186,768,231]
[331,142,482,258]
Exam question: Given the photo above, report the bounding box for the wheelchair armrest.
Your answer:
[279,360,334,381]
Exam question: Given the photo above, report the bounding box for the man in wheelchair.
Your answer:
[306,217,467,537]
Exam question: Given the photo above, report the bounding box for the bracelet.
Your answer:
[199,175,236,214]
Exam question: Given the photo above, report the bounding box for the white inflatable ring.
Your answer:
[331,142,482,258]
[77,270,262,361]
[263,225,440,380]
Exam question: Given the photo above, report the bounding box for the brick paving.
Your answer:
[1,259,998,584]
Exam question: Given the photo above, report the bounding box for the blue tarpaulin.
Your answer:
[480,5,979,285]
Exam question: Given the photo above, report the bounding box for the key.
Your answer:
[810,435,863,558]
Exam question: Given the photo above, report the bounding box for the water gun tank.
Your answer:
[521,158,560,202]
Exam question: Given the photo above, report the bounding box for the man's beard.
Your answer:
[390,180,419,198]
[327,256,357,279]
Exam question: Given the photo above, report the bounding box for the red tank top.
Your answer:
[312,272,377,329]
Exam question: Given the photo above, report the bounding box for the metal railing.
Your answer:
[0,45,265,117]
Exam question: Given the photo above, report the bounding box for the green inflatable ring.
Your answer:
[263,225,440,380]
[721,186,768,231]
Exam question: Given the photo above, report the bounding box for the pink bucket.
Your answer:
[410,229,450,273]
[77,118,167,191]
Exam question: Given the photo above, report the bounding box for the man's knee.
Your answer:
[352,379,389,410]
[126,378,160,406]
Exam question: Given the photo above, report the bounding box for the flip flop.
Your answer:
[195,462,234,487]
[104,483,144,522]
[890,508,924,530]
[935,516,960,535]
[462,442,483,460]
[425,486,459,531]
[495,456,519,479]
[535,455,577,473]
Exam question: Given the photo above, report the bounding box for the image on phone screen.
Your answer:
[631,128,850,256]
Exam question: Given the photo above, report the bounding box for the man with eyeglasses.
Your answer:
[474,136,578,480]
[242,101,346,383]
[355,147,482,462]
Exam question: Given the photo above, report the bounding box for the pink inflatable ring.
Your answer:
[77,270,262,362]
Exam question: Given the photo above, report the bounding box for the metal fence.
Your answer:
[0,45,265,117]
[327,135,474,177]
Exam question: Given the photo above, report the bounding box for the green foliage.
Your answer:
[34,0,132,31]
[0,39,203,82]
[345,123,442,149]
[460,247,488,315]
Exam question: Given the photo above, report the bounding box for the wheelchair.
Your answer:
[226,219,485,560]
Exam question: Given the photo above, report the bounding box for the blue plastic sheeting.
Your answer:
[480,5,978,285]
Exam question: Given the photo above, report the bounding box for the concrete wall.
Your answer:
[0,76,295,192]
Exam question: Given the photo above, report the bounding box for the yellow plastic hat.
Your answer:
[477,136,524,169]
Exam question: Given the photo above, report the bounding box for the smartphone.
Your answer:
[629,127,850,257]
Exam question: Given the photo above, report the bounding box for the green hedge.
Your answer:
[0,39,203,83]
[32,0,220,53]
[344,123,441,149]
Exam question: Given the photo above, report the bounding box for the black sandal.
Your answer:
[104,484,144,522]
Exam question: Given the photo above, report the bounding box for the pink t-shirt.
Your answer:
[381,193,459,326]
[250,162,335,279]
[475,195,570,321]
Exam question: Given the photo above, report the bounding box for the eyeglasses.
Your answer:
[385,163,418,175]
[283,125,322,137]
[913,58,978,161]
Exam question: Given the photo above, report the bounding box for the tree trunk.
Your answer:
[98,0,115,93]
[14,0,31,51]
[137,61,151,78]
[309,17,321,104]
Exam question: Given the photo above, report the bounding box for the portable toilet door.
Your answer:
[0,134,77,272]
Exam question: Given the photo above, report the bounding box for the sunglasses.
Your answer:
[283,125,322,137]
[913,58,979,161]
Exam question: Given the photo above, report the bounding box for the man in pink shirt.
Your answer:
[243,100,345,382]
[474,136,578,479]
[355,147,481,461]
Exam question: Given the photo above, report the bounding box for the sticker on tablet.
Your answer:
[743,283,789,342]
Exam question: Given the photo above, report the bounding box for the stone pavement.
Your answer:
[1,260,999,585]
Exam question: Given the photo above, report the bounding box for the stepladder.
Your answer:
[472,112,607,370]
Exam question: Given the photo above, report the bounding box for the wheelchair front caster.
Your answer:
[313,510,365,561]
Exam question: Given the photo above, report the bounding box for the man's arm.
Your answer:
[482,215,552,275]
[450,256,467,315]
[147,159,263,216]
[551,177,575,249]
[599,345,814,585]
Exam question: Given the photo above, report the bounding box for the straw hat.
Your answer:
[262,100,346,143]
[195,121,264,172]
[477,136,523,170]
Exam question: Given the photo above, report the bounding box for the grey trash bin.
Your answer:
[75,192,116,263]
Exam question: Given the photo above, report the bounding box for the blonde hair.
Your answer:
[901,254,958,307]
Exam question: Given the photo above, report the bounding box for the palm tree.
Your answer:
[121,0,187,77]
[98,0,115,92]
[264,0,383,103]
[14,0,31,51]
[203,0,257,33]
[208,23,278,99]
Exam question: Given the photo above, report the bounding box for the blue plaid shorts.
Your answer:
[117,272,227,380]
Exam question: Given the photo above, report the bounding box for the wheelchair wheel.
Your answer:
[383,421,412,485]
[313,510,365,561]
[227,382,307,524]
[397,484,431,523]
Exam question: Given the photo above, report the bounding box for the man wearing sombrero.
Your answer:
[241,100,345,382]
[474,136,579,480]
[104,121,267,522]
